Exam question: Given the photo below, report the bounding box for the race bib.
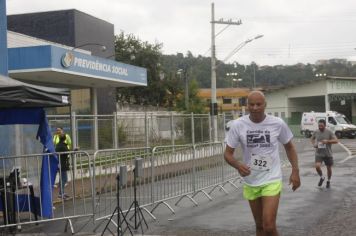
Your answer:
[317,142,326,149]
[250,154,272,172]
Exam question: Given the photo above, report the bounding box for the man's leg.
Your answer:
[63,170,69,194]
[324,156,333,188]
[248,198,265,236]
[315,161,323,177]
[315,161,325,186]
[59,170,65,197]
[326,165,332,180]
[326,164,332,188]
[261,195,280,236]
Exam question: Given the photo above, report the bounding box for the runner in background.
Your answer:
[311,119,338,188]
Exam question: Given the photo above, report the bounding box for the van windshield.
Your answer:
[335,115,350,124]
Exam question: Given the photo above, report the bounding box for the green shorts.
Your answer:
[243,181,282,201]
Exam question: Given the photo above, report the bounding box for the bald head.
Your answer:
[247,91,266,103]
[247,90,266,123]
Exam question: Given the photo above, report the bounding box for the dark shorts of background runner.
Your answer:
[315,155,334,166]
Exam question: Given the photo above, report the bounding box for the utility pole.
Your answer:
[184,69,189,110]
[253,63,256,89]
[177,67,189,110]
[210,2,242,142]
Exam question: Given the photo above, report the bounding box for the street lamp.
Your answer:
[315,73,327,77]
[211,35,263,141]
[226,72,238,77]
[226,72,242,87]
[222,35,264,63]
[177,68,189,110]
[232,78,243,87]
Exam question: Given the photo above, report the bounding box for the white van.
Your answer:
[300,111,356,138]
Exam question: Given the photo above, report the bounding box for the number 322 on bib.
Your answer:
[250,154,271,172]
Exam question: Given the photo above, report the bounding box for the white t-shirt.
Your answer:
[226,114,293,186]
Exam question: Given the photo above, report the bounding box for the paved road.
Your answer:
[9,138,356,235]
[143,138,356,236]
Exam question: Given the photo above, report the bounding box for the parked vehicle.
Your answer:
[300,111,356,138]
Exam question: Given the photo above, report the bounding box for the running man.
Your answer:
[224,91,300,236]
[311,119,338,188]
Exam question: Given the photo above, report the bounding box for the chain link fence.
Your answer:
[47,112,303,152]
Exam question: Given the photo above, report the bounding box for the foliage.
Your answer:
[114,31,356,110]
[162,53,356,89]
[175,79,206,114]
[114,32,165,106]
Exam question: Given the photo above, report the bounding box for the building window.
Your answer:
[239,97,247,106]
[223,98,232,104]
[281,112,286,119]
[274,112,279,117]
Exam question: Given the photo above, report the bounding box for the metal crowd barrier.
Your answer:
[92,147,154,226]
[0,151,93,233]
[1,142,244,232]
[92,142,243,226]
[151,144,196,213]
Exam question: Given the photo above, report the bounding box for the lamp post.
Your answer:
[232,78,243,87]
[211,33,263,141]
[315,73,329,111]
[226,72,243,87]
[222,35,264,63]
[210,3,263,142]
[177,68,189,110]
[315,73,327,77]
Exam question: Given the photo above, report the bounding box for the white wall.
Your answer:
[265,80,328,118]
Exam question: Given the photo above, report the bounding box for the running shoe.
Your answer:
[326,181,330,188]
[318,177,325,187]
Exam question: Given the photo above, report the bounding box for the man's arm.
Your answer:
[320,131,338,145]
[328,137,339,144]
[322,134,338,144]
[224,145,250,177]
[310,134,316,147]
[283,140,301,191]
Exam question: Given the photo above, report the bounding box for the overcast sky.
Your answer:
[6,0,356,66]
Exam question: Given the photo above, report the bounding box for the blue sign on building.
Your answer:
[8,45,147,86]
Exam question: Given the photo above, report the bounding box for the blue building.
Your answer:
[7,9,147,115]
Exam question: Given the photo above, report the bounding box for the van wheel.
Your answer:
[335,131,342,139]
[304,131,312,138]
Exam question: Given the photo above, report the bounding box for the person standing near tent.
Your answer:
[53,127,72,150]
[53,127,72,198]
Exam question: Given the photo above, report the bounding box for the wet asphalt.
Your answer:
[143,138,356,236]
[5,138,356,236]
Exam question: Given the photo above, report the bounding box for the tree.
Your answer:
[175,79,205,114]
[114,32,166,106]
